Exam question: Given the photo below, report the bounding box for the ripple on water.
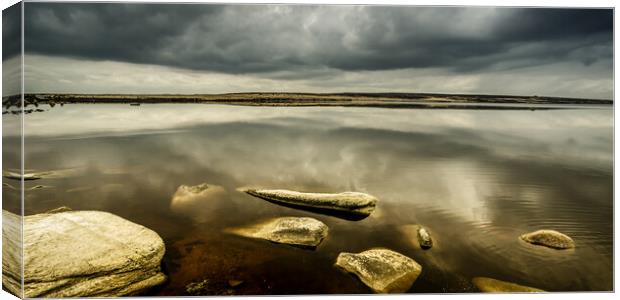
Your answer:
[462,214,610,290]
[407,196,611,291]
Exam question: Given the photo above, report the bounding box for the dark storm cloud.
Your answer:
[18,4,613,75]
[494,9,613,41]
[3,2,21,60]
[23,3,222,65]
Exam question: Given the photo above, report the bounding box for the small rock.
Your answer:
[226,217,328,248]
[181,183,210,194]
[241,188,377,217]
[335,248,422,293]
[170,183,225,204]
[398,225,435,250]
[228,279,243,287]
[519,229,575,249]
[186,279,209,295]
[223,289,235,295]
[472,277,545,293]
[417,226,433,249]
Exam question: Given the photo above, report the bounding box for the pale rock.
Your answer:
[519,229,575,249]
[242,188,377,217]
[2,209,166,297]
[226,217,328,248]
[335,248,422,293]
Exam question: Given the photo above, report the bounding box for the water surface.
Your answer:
[3,104,613,294]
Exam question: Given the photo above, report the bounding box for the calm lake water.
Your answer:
[3,104,613,294]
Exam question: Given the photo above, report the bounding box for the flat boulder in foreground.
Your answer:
[2,209,166,297]
[335,248,422,293]
[242,188,377,217]
[473,277,545,293]
[519,229,575,249]
[226,217,328,248]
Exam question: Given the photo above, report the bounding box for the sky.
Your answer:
[1,3,614,99]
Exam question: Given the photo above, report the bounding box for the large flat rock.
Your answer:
[226,217,328,248]
[473,277,545,293]
[242,188,377,218]
[2,209,166,297]
[335,248,422,293]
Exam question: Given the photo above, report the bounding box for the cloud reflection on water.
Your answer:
[11,104,613,292]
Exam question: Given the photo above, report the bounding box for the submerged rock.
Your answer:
[241,188,377,218]
[66,186,96,193]
[176,183,211,194]
[170,183,227,223]
[228,279,243,287]
[186,279,210,295]
[335,248,422,293]
[417,226,433,249]
[185,278,236,296]
[27,185,54,191]
[519,230,575,249]
[472,277,545,293]
[226,217,328,248]
[2,209,166,297]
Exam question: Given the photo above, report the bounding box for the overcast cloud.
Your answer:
[2,3,614,99]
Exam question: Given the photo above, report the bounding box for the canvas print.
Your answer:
[1,1,614,297]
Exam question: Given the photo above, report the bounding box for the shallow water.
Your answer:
[3,103,613,294]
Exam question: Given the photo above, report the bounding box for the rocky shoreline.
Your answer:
[3,178,578,296]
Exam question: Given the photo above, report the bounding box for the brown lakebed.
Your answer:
[3,103,612,294]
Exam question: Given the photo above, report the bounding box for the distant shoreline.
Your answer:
[2,92,613,110]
